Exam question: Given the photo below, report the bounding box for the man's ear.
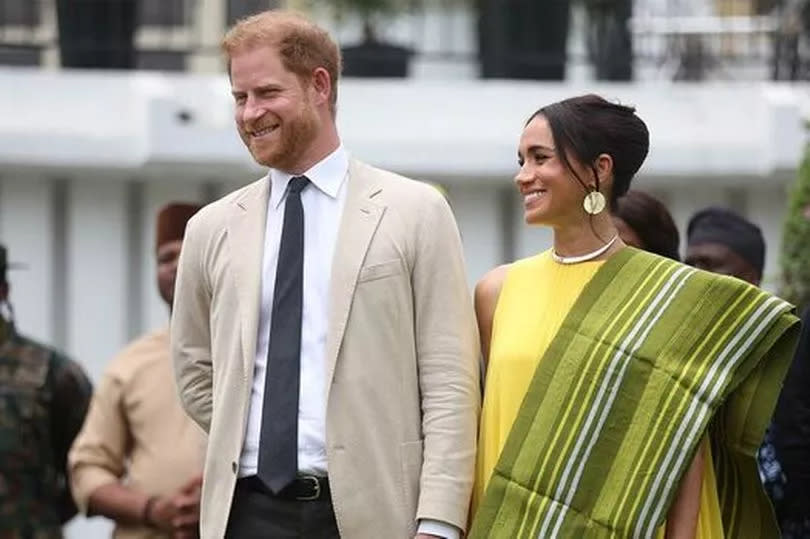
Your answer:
[311,67,332,108]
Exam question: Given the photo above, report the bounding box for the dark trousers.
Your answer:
[225,480,340,539]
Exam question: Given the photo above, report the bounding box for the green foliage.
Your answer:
[780,144,810,310]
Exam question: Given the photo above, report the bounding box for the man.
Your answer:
[772,305,810,538]
[685,207,808,535]
[171,10,480,539]
[69,203,206,539]
[684,206,764,285]
[0,244,92,537]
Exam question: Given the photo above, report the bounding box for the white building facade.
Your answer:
[1,72,806,369]
[1,0,809,537]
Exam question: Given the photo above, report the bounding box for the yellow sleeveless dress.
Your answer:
[472,251,724,537]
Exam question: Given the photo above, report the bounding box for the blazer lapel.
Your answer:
[324,160,385,394]
[226,179,270,377]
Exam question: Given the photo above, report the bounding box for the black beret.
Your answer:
[687,207,765,274]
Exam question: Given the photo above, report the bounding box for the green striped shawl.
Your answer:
[470,248,799,539]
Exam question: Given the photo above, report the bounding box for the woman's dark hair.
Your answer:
[614,190,680,260]
[529,94,650,208]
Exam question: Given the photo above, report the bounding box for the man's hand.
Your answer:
[415,534,444,539]
[147,474,203,538]
[171,474,203,539]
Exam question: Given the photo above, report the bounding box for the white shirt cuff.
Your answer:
[417,519,461,539]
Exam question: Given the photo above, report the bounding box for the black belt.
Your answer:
[238,474,330,501]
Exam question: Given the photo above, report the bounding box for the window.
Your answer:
[0,0,40,26]
[136,0,193,71]
[227,0,280,26]
[137,50,186,71]
[0,0,45,66]
[0,44,39,65]
[140,0,190,27]
[0,0,285,71]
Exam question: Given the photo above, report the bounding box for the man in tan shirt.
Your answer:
[69,203,206,538]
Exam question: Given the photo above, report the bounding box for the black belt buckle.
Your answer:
[296,475,321,501]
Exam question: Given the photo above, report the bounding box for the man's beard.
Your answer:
[246,103,319,171]
[159,287,173,309]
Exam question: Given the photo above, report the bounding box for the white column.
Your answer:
[188,0,227,73]
[0,176,55,343]
[445,183,502,288]
[41,0,60,69]
[746,183,790,294]
[65,179,129,380]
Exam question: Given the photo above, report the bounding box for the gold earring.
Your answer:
[583,191,606,215]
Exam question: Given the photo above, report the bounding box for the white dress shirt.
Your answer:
[240,145,348,477]
[237,145,458,539]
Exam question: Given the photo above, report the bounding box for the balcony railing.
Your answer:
[0,0,807,81]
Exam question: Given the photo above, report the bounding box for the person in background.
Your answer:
[0,244,93,538]
[771,305,810,539]
[171,10,479,539]
[613,189,680,260]
[685,206,809,538]
[684,207,764,285]
[69,203,206,539]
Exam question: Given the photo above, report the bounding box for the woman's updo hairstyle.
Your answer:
[529,94,650,208]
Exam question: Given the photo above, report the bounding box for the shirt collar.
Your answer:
[268,144,349,209]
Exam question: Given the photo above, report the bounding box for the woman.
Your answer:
[614,190,680,261]
[470,95,798,538]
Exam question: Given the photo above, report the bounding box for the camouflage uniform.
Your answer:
[0,319,92,539]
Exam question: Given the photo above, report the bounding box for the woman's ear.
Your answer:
[594,153,614,191]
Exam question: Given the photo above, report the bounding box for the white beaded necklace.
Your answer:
[551,235,619,265]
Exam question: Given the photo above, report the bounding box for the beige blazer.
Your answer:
[171,159,480,539]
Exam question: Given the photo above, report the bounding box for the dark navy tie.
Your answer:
[257,175,309,493]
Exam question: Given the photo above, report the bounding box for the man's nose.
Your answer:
[241,96,265,124]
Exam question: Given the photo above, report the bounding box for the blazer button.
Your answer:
[231,461,238,474]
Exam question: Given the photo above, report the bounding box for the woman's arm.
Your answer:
[665,438,706,539]
[473,265,509,372]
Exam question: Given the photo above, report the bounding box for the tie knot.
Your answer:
[288,176,310,195]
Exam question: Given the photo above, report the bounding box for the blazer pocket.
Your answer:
[357,260,402,284]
